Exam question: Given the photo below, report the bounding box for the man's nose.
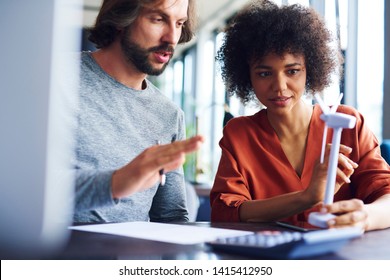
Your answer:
[161,22,181,45]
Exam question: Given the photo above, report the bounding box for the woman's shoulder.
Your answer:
[224,109,267,131]
[336,105,366,126]
[314,103,363,122]
[337,104,361,116]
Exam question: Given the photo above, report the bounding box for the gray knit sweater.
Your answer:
[73,52,188,223]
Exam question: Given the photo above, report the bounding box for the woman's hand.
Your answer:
[304,144,358,205]
[111,135,204,199]
[322,199,369,230]
[334,144,358,190]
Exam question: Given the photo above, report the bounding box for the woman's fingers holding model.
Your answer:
[324,199,368,230]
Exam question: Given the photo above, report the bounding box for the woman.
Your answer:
[210,0,390,231]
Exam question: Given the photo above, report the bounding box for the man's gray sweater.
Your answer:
[72,52,188,223]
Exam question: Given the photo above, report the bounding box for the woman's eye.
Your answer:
[288,69,300,75]
[258,72,271,77]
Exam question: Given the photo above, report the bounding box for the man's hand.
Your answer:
[111,135,205,199]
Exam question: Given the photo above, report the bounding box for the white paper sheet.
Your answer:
[69,222,252,245]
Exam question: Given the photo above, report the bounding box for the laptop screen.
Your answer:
[0,0,82,258]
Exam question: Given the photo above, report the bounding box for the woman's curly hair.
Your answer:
[216,0,343,104]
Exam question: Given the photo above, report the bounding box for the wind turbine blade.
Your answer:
[320,125,328,164]
[314,93,329,114]
[330,92,344,113]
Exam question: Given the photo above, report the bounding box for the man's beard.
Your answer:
[120,31,174,76]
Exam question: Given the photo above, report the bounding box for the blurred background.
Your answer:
[80,0,390,220]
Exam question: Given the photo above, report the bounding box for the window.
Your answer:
[156,0,386,184]
[323,0,384,141]
[355,0,384,141]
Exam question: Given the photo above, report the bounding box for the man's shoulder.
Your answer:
[145,80,182,111]
[79,51,97,70]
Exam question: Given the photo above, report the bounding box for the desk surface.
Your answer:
[53,222,390,260]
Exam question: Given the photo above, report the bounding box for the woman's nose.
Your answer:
[272,73,288,92]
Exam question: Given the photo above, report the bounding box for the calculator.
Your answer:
[207,227,363,259]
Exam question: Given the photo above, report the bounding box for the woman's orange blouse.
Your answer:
[210,104,390,223]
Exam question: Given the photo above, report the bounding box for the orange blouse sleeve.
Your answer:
[210,132,251,222]
[339,106,390,203]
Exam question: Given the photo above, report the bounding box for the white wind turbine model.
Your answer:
[308,93,357,228]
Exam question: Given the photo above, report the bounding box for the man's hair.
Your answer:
[217,0,343,104]
[88,0,196,49]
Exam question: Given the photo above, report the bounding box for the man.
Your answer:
[73,0,203,223]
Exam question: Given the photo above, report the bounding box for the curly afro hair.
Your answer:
[216,0,343,104]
